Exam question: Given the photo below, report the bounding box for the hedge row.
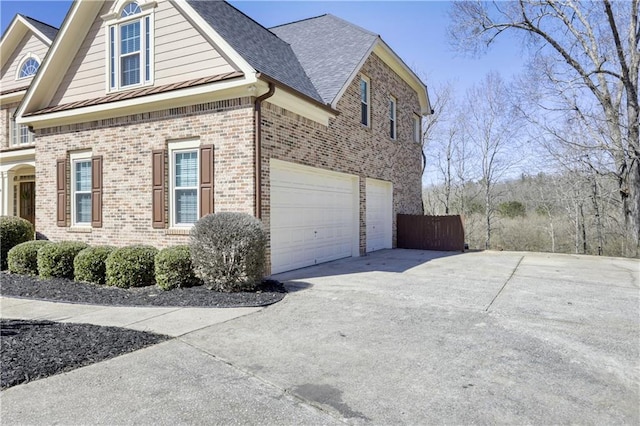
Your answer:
[4,212,267,292]
[6,242,199,290]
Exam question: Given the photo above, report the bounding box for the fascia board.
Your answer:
[18,75,257,129]
[0,147,35,165]
[373,40,431,115]
[0,91,26,105]
[171,0,256,77]
[16,1,102,121]
[19,16,55,46]
[0,18,27,69]
[268,88,335,126]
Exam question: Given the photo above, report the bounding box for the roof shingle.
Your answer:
[270,14,378,105]
[186,0,323,103]
[22,15,59,42]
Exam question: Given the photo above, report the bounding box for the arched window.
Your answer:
[107,1,153,90]
[121,2,141,17]
[18,58,39,79]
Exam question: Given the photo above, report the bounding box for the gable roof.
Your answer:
[186,0,323,104]
[271,13,431,114]
[0,14,58,100]
[271,14,377,106]
[22,16,59,42]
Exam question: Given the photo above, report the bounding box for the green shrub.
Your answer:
[155,245,201,290]
[189,212,266,292]
[105,245,158,288]
[0,216,34,270]
[74,246,116,285]
[37,241,89,279]
[7,240,51,276]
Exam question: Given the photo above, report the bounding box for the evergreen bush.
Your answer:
[0,216,34,270]
[37,241,89,279]
[105,245,158,288]
[7,240,51,276]
[74,246,116,285]
[155,245,201,290]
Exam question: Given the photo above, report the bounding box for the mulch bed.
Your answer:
[0,272,287,308]
[0,272,287,390]
[1,319,170,390]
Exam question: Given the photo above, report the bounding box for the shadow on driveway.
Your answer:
[273,248,467,283]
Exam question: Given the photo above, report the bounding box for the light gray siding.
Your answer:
[0,32,49,92]
[50,0,237,107]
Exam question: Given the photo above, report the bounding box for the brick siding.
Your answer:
[35,98,255,246]
[34,52,423,273]
[261,53,424,257]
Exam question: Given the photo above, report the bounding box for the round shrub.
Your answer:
[155,245,201,291]
[7,240,51,276]
[74,246,116,285]
[37,241,89,279]
[0,216,34,270]
[189,212,267,292]
[105,245,158,288]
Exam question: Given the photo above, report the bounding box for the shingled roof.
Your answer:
[271,14,378,106]
[186,0,323,104]
[22,15,59,42]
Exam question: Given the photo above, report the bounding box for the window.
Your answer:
[173,149,199,226]
[360,76,370,126]
[58,154,102,228]
[389,97,397,139]
[18,58,39,79]
[107,1,153,91]
[71,152,92,226]
[153,142,214,229]
[413,114,421,143]
[9,108,34,146]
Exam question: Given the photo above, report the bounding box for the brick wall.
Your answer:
[34,52,423,271]
[35,98,255,247]
[260,52,424,255]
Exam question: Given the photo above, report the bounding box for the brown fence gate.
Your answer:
[397,214,465,252]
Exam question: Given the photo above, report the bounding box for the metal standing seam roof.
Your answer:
[270,14,379,106]
[186,0,324,104]
[22,15,59,42]
[24,71,244,116]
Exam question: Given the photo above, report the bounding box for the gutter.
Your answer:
[254,82,275,219]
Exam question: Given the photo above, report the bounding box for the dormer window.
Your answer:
[106,1,153,91]
[17,56,40,79]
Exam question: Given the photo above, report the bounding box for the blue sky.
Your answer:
[0,0,526,95]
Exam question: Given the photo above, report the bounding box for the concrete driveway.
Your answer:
[2,250,638,424]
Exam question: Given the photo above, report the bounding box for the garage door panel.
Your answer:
[271,161,357,274]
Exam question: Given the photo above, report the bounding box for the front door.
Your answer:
[19,181,35,226]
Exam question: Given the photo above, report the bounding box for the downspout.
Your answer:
[254,82,275,219]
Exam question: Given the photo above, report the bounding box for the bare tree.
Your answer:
[449,0,640,255]
[463,71,522,249]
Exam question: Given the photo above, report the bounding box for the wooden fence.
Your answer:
[397,214,465,252]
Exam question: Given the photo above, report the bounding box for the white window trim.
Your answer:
[413,114,421,143]
[70,150,92,227]
[389,96,397,140]
[103,1,155,93]
[360,75,370,127]
[9,108,34,146]
[168,139,200,228]
[15,53,41,81]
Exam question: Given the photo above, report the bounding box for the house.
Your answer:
[16,0,431,274]
[0,15,58,227]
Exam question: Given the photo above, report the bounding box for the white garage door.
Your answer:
[270,160,358,274]
[366,178,392,253]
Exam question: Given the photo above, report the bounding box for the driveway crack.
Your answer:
[485,255,524,312]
